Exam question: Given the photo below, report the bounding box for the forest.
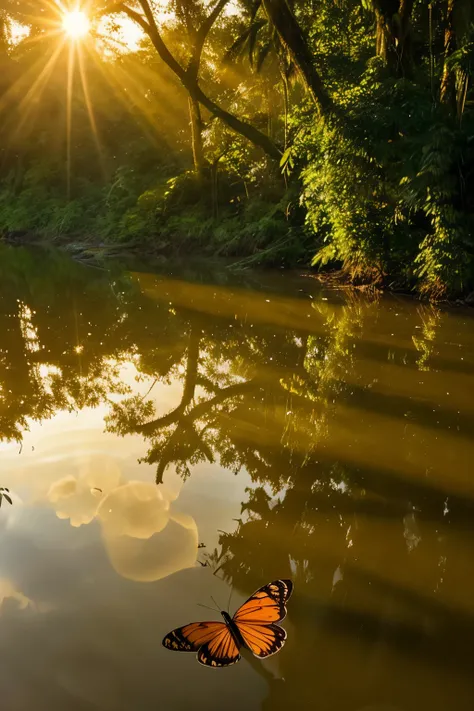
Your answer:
[0,0,474,297]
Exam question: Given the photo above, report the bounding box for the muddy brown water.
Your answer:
[1,245,474,710]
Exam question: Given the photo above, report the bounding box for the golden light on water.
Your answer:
[63,10,90,39]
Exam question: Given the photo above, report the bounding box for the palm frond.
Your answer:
[223,18,267,65]
[248,18,268,66]
[255,39,272,73]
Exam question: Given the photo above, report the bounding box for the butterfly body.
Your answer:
[162,579,293,668]
[220,610,246,648]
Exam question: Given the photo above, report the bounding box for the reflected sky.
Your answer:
[1,245,474,710]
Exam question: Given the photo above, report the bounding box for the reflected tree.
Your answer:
[412,304,443,371]
[105,285,370,487]
[2,245,474,708]
[204,434,474,711]
[0,487,12,506]
[0,246,180,441]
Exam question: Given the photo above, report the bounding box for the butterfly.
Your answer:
[162,579,293,668]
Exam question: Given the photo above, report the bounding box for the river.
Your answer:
[1,244,474,711]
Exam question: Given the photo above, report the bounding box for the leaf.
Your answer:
[255,40,272,73]
[248,19,268,67]
[3,495,12,505]
[223,29,252,64]
[223,19,266,66]
[280,147,292,167]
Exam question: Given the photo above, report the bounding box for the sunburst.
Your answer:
[63,9,90,40]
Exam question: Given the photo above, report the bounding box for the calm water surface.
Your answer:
[1,245,474,710]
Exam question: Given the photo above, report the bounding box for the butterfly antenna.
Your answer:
[226,586,233,614]
[197,603,219,613]
[210,595,221,613]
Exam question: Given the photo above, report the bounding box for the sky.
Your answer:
[9,0,240,52]
[9,15,146,52]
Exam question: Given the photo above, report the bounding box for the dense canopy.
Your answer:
[1,1,474,296]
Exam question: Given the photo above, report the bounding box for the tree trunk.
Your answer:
[373,0,414,77]
[280,70,289,150]
[398,0,415,76]
[188,96,207,178]
[440,0,457,110]
[440,0,472,119]
[261,0,333,115]
[375,8,388,59]
[267,81,274,140]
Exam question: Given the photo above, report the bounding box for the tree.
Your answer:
[261,0,333,113]
[98,0,282,161]
[372,0,415,77]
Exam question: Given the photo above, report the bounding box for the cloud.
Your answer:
[46,458,198,582]
[98,484,198,582]
[0,578,33,612]
[47,457,122,527]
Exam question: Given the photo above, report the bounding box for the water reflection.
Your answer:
[1,244,474,710]
[0,578,33,613]
[46,456,198,582]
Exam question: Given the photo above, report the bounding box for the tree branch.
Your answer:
[132,0,188,80]
[262,0,333,115]
[98,2,149,32]
[154,420,215,483]
[189,83,282,158]
[139,379,260,436]
[189,0,230,75]
[137,325,200,433]
[175,0,194,37]
[100,0,281,158]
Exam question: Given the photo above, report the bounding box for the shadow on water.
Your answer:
[1,244,474,710]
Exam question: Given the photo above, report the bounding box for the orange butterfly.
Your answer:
[162,579,293,668]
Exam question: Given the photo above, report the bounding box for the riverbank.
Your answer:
[2,231,474,307]
[0,206,311,272]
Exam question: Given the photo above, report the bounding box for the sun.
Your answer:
[63,10,90,40]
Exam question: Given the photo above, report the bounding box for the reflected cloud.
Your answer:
[99,486,198,582]
[48,456,122,527]
[0,578,33,612]
[46,457,198,582]
[98,481,171,538]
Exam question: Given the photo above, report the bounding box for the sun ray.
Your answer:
[67,40,76,198]
[15,0,68,34]
[0,52,53,115]
[77,43,107,179]
[21,28,66,46]
[83,43,163,149]
[11,41,66,141]
[105,63,168,141]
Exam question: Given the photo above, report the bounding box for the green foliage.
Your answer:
[294,25,474,295]
[1,0,474,292]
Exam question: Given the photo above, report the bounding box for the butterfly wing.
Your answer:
[232,579,293,659]
[235,621,287,658]
[233,579,293,624]
[197,626,241,668]
[162,621,227,652]
[162,621,241,668]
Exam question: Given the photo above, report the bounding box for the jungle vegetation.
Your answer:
[1,1,474,296]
